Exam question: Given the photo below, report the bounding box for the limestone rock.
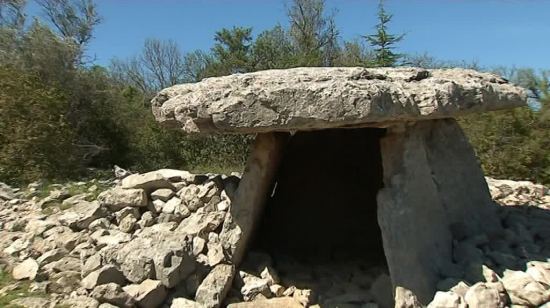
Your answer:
[464,282,506,308]
[36,248,66,265]
[501,270,550,306]
[121,171,175,192]
[240,275,270,301]
[196,264,235,308]
[152,67,526,134]
[58,200,107,230]
[98,188,148,210]
[227,297,303,308]
[123,279,166,308]
[151,188,175,202]
[90,283,135,308]
[171,298,205,308]
[58,296,100,308]
[101,224,196,287]
[12,258,39,280]
[427,291,467,308]
[81,265,127,290]
[293,288,315,307]
[394,287,422,308]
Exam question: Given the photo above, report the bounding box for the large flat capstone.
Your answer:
[151,67,526,134]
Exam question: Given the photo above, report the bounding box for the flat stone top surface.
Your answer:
[151,67,527,134]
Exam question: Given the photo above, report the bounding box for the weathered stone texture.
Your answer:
[152,67,526,134]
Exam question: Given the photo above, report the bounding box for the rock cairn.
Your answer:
[1,171,550,307]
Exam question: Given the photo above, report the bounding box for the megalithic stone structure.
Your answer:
[151,67,527,303]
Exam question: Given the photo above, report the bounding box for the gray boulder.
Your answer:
[195,264,235,308]
[12,258,39,280]
[121,171,175,192]
[81,265,127,290]
[98,188,148,210]
[123,279,166,308]
[90,283,135,308]
[58,200,107,230]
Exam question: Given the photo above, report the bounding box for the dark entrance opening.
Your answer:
[256,127,386,260]
[250,128,389,305]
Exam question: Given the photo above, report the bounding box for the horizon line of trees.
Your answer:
[0,0,548,185]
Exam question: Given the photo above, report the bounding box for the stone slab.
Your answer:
[152,67,526,134]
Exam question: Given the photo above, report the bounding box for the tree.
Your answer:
[363,0,404,67]
[111,38,191,95]
[459,68,550,184]
[335,40,374,67]
[287,0,339,66]
[209,26,253,75]
[0,0,26,30]
[0,66,79,184]
[35,0,101,62]
[251,25,294,70]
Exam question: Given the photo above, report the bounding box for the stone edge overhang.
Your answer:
[151,67,528,135]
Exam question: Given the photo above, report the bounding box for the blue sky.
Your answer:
[33,0,550,69]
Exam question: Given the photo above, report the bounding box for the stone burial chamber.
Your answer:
[151,67,527,303]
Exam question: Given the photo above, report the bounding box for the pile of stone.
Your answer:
[0,169,242,308]
[1,171,550,308]
[487,177,550,209]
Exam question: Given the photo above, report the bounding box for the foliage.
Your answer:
[0,67,79,184]
[287,0,339,66]
[0,0,547,187]
[459,69,550,184]
[363,0,404,67]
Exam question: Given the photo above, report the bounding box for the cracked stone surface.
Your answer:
[151,67,526,134]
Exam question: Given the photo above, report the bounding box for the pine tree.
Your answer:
[363,0,404,67]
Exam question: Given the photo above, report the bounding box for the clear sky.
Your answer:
[37,0,550,69]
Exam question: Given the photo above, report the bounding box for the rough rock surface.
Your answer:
[1,167,549,308]
[151,67,526,134]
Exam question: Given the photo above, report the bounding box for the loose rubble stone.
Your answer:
[196,264,235,308]
[501,270,550,306]
[36,248,66,265]
[123,279,166,308]
[81,265,127,290]
[427,291,467,308]
[12,258,39,280]
[58,296,100,308]
[464,282,506,308]
[171,298,205,308]
[227,297,303,308]
[58,200,107,230]
[90,283,135,308]
[394,287,422,308]
[98,188,148,210]
[121,171,175,192]
[151,188,175,202]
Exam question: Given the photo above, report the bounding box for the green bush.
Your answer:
[0,67,79,184]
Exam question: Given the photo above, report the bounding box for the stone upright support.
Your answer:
[377,119,501,303]
[423,119,501,235]
[377,121,454,303]
[220,132,288,267]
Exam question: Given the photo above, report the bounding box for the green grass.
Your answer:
[0,269,46,308]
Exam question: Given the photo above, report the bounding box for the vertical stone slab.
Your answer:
[220,132,287,268]
[377,122,454,304]
[423,118,501,236]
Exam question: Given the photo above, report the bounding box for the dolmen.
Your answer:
[151,67,527,303]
